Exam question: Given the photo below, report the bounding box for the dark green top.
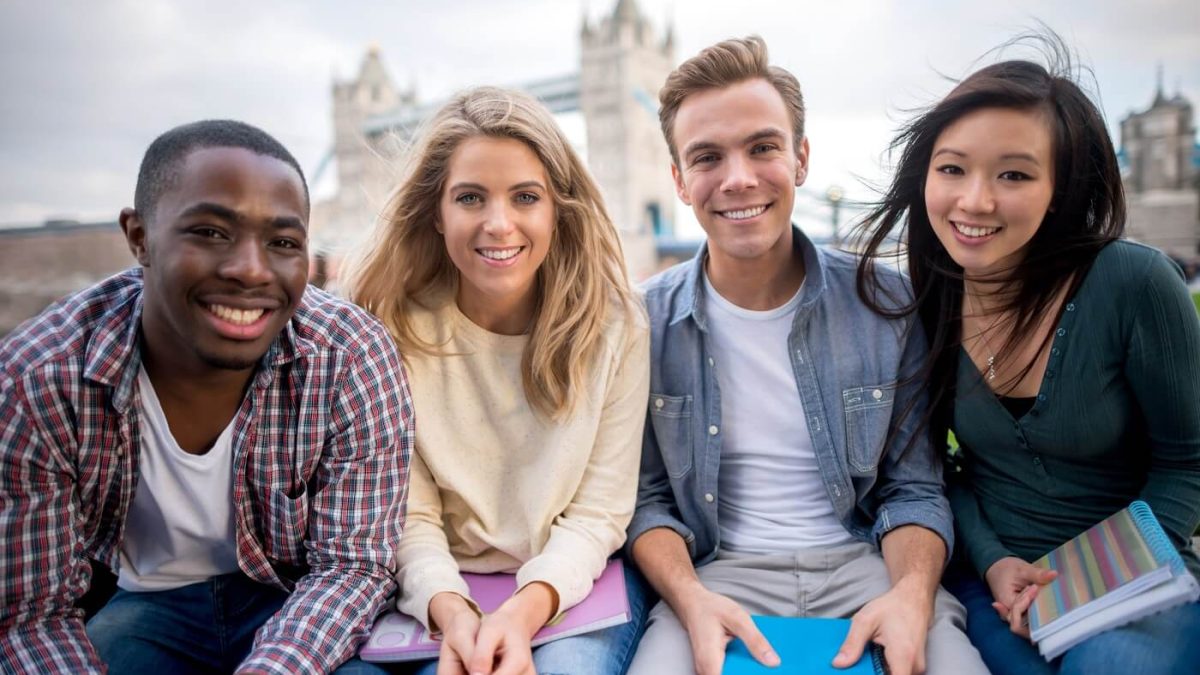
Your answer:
[949,240,1200,579]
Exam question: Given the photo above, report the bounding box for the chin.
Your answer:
[198,347,268,371]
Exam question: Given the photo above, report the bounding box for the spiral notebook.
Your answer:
[723,616,885,675]
[359,558,630,663]
[1028,500,1199,660]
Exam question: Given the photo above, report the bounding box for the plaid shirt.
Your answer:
[0,269,412,674]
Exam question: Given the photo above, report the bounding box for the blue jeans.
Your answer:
[944,563,1200,675]
[347,563,654,675]
[85,571,379,673]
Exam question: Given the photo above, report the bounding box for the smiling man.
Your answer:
[0,120,412,673]
[625,38,986,675]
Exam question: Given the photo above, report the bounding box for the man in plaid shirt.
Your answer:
[0,120,412,673]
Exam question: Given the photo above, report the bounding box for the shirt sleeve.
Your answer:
[869,314,955,555]
[1125,254,1200,556]
[0,379,105,673]
[237,325,412,674]
[517,319,650,614]
[947,468,1015,577]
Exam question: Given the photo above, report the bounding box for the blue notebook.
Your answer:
[724,616,886,675]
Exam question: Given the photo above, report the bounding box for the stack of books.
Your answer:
[1028,501,1199,660]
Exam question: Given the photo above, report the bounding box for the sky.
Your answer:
[1,0,1197,238]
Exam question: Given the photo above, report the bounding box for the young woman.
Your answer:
[856,44,1200,674]
[346,87,650,675]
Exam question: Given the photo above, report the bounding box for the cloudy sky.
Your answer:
[1,0,1197,237]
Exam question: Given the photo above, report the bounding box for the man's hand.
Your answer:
[834,578,933,675]
[677,584,780,675]
[984,557,1057,640]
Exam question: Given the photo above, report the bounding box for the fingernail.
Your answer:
[764,650,781,666]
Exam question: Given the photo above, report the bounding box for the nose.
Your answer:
[218,237,273,287]
[720,154,758,193]
[959,175,996,214]
[482,201,517,238]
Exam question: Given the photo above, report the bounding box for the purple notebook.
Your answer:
[360,558,630,662]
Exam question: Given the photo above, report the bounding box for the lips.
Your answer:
[717,204,770,221]
[953,221,1001,238]
[200,300,279,341]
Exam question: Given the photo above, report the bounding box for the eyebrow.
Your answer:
[177,202,305,231]
[681,127,788,160]
[931,148,1042,164]
[447,180,547,193]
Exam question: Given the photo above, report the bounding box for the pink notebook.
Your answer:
[360,558,630,662]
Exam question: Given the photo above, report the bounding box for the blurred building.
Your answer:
[1120,74,1200,262]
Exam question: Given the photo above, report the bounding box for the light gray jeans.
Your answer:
[627,541,987,675]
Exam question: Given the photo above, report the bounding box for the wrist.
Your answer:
[499,582,558,637]
[429,592,474,632]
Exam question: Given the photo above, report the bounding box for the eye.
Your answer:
[934,164,964,176]
[455,193,481,206]
[271,237,304,250]
[514,192,540,205]
[999,170,1033,181]
[691,153,718,166]
[190,225,228,240]
[750,142,779,154]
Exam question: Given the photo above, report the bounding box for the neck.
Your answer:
[963,278,1019,315]
[456,286,536,335]
[140,344,255,406]
[705,233,804,311]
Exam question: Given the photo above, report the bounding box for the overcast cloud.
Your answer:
[1,0,1196,231]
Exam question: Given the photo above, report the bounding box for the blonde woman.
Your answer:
[346,87,651,675]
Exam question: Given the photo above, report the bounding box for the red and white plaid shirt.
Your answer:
[0,269,412,674]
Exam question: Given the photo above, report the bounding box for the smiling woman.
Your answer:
[343,87,651,675]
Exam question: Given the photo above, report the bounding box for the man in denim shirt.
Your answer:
[625,38,985,675]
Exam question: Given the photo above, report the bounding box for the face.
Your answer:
[671,78,808,265]
[925,107,1056,279]
[122,147,309,375]
[438,136,555,329]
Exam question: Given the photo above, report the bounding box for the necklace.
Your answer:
[965,292,1003,382]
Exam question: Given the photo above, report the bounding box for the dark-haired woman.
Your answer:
[856,53,1200,674]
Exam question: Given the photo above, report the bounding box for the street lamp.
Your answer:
[826,185,844,246]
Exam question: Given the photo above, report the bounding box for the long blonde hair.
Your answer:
[345,86,637,418]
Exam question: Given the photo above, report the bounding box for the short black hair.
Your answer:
[133,119,309,222]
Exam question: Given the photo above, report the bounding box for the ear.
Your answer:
[794,136,811,187]
[119,207,151,266]
[671,162,692,206]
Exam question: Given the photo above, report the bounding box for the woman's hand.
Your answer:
[465,582,556,675]
[983,556,1057,639]
[429,592,482,675]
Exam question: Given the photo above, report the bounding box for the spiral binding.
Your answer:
[1128,500,1187,576]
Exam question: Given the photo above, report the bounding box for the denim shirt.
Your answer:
[627,227,952,567]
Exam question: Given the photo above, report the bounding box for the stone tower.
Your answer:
[580,0,676,280]
[1120,71,1200,258]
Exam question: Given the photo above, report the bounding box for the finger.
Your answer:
[882,645,914,675]
[1033,568,1059,586]
[833,614,875,668]
[1008,586,1037,636]
[467,624,502,675]
[437,641,469,675]
[991,601,1011,622]
[727,612,780,668]
[491,643,532,675]
[691,637,729,675]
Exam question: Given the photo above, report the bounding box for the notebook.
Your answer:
[723,616,886,675]
[359,558,630,662]
[1028,500,1199,660]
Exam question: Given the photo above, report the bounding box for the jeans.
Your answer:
[347,563,654,675]
[944,562,1200,675]
[85,571,378,673]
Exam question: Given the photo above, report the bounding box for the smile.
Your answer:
[718,204,769,221]
[205,303,267,325]
[478,247,524,261]
[953,222,1000,238]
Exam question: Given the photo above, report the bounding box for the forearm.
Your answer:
[631,527,704,613]
[880,524,945,599]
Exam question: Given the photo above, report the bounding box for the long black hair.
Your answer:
[854,32,1126,446]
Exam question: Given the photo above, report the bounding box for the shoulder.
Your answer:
[639,257,696,326]
[1,270,141,386]
[1087,239,1186,301]
[819,245,913,313]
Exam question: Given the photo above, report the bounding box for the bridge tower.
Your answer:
[581,0,676,279]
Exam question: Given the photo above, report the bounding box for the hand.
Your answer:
[834,579,933,675]
[429,593,482,675]
[467,582,555,675]
[676,584,780,675]
[984,557,1057,639]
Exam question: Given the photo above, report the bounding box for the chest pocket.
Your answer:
[648,393,694,478]
[258,484,309,566]
[842,384,896,474]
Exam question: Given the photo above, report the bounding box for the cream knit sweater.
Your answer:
[395,298,649,629]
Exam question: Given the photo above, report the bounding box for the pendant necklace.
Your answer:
[966,292,1002,382]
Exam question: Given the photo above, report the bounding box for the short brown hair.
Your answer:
[658,36,806,164]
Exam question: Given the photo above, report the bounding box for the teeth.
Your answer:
[208,304,265,325]
[479,247,521,261]
[722,205,767,220]
[954,222,1000,238]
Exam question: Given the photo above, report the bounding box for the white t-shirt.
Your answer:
[704,272,855,554]
[117,366,240,591]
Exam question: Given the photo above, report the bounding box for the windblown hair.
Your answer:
[658,35,806,163]
[135,119,308,222]
[854,30,1125,443]
[344,87,637,418]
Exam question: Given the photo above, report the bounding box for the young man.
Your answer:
[626,38,986,675]
[0,120,412,673]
